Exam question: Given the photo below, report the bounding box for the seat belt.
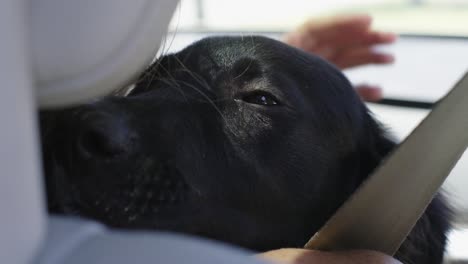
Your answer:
[305,72,468,255]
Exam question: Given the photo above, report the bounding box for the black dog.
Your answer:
[40,36,451,264]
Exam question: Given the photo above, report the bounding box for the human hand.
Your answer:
[257,248,402,264]
[283,15,397,101]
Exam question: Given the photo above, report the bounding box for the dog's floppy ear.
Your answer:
[340,109,396,192]
[361,113,395,171]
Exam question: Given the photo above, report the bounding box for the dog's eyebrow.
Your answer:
[231,57,263,79]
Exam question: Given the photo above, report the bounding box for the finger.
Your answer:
[258,248,402,264]
[304,15,396,51]
[283,31,303,47]
[312,250,402,264]
[290,15,373,52]
[303,14,372,36]
[331,48,394,69]
[302,17,371,48]
[309,29,396,57]
[368,31,397,45]
[324,31,397,51]
[355,84,383,102]
[284,15,396,57]
[329,14,373,29]
[283,31,318,52]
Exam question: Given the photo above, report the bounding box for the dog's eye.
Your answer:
[242,91,280,106]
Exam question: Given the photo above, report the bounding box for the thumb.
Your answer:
[355,84,383,102]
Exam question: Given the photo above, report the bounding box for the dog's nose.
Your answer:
[77,111,135,159]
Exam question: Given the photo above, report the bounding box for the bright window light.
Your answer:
[171,0,468,36]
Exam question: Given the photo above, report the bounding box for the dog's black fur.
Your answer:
[40,36,451,264]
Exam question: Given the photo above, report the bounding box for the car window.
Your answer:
[171,0,468,36]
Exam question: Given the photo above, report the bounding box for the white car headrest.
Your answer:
[0,1,177,263]
[31,0,178,107]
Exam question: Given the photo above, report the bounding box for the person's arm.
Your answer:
[258,248,402,264]
[283,15,397,102]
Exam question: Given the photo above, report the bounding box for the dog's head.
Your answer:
[41,36,394,250]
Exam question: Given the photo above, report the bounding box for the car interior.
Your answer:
[2,0,468,263]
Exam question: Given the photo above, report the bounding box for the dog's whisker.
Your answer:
[149,64,190,104]
[167,77,236,135]
[157,75,190,103]
[233,58,254,80]
[134,1,181,87]
[173,57,209,86]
